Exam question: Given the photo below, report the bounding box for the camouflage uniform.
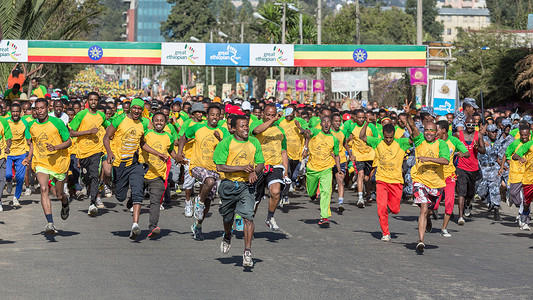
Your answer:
[477,135,502,206]
[495,133,515,186]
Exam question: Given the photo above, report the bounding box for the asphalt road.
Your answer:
[0,186,531,299]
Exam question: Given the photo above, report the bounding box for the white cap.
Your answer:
[234,100,242,105]
[242,101,252,111]
[223,98,232,103]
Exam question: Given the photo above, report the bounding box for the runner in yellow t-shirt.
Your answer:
[331,113,349,212]
[214,115,265,268]
[504,125,529,229]
[24,98,72,235]
[5,103,27,208]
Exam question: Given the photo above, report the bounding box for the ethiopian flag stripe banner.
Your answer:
[293,44,426,67]
[28,41,161,65]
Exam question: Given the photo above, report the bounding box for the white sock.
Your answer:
[358,192,363,200]
[338,197,344,204]
[132,222,138,229]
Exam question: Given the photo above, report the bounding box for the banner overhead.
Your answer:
[206,43,249,66]
[161,43,205,65]
[249,44,294,67]
[0,40,28,63]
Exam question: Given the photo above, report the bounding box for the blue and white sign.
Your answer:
[206,43,249,66]
[431,79,458,116]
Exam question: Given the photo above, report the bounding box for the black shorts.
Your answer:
[356,161,373,177]
[333,162,347,175]
[254,167,285,203]
[456,168,480,198]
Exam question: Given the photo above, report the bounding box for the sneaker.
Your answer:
[95,197,105,209]
[220,237,231,254]
[44,223,58,235]
[191,223,204,241]
[281,196,289,205]
[104,185,112,198]
[416,241,425,253]
[432,210,438,220]
[381,234,391,242]
[148,227,161,239]
[242,250,253,267]
[12,197,20,207]
[464,205,472,217]
[357,198,365,208]
[426,215,432,233]
[338,203,345,212]
[6,182,12,194]
[265,217,280,231]
[506,198,512,207]
[441,229,451,237]
[126,198,133,209]
[494,206,501,221]
[143,189,150,198]
[458,217,465,226]
[184,202,193,218]
[235,216,244,231]
[60,203,70,220]
[517,214,524,227]
[24,187,32,196]
[0,203,3,212]
[289,184,295,193]
[75,190,84,200]
[521,223,531,231]
[129,207,133,213]
[194,197,205,220]
[474,194,481,201]
[129,223,141,240]
[519,215,530,231]
[159,204,165,211]
[87,204,98,217]
[318,218,330,227]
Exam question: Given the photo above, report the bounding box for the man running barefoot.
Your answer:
[302,116,343,227]
[25,98,71,235]
[410,121,450,253]
[359,102,414,241]
[214,115,264,268]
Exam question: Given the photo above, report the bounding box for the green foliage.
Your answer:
[161,0,217,42]
[448,29,528,106]
[405,0,443,41]
[323,5,416,44]
[486,0,532,29]
[88,0,128,41]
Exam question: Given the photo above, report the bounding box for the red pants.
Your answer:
[435,176,455,215]
[376,181,402,236]
[523,184,533,207]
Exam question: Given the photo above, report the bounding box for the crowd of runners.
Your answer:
[1,71,533,267]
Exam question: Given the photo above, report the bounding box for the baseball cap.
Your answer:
[420,106,436,118]
[511,113,520,120]
[191,102,205,113]
[241,101,252,111]
[463,98,479,109]
[174,97,182,103]
[223,98,232,103]
[523,115,533,124]
[228,105,245,116]
[501,119,511,127]
[487,124,498,132]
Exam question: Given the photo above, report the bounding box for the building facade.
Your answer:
[437,8,490,41]
[124,0,172,42]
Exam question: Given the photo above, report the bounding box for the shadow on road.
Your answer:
[298,218,339,226]
[215,255,263,271]
[32,230,80,242]
[202,230,225,240]
[254,231,289,242]
[500,232,533,239]
[353,229,407,240]
[0,239,15,244]
[400,242,439,254]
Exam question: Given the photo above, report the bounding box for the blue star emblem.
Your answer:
[88,45,103,61]
[353,48,368,63]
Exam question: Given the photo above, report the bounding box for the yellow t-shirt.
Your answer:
[307,129,339,172]
[186,123,229,172]
[331,129,348,164]
[0,117,13,160]
[28,116,71,174]
[366,136,411,184]
[410,133,450,189]
[213,136,265,182]
[279,118,306,161]
[250,120,287,166]
[443,136,468,179]
[142,130,174,180]
[394,127,406,139]
[178,119,203,159]
[506,139,525,184]
[111,114,148,167]
[6,118,30,156]
[350,123,375,161]
[69,109,106,159]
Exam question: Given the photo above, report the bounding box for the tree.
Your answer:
[88,0,128,41]
[486,0,532,29]
[323,4,416,44]
[405,0,443,41]
[161,0,217,42]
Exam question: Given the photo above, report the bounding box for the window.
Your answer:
[447,15,451,21]
[447,28,452,35]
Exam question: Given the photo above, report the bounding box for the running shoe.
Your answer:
[357,198,365,208]
[6,182,12,194]
[144,189,150,199]
[416,241,425,253]
[75,190,84,200]
[24,187,32,196]
[426,215,432,233]
[129,223,141,240]
[243,250,253,267]
[60,202,70,220]
[506,198,512,207]
[432,210,438,220]
[235,215,244,231]
[338,203,345,212]
[0,203,3,212]
[129,207,133,213]
[148,227,161,239]
[184,202,193,218]
[12,197,20,207]
[160,204,165,211]
[191,223,204,241]
[441,229,451,237]
[381,234,391,242]
[519,215,530,231]
[45,223,58,235]
[104,185,112,198]
[318,218,330,227]
[175,184,182,194]
[95,197,105,209]
[464,205,472,217]
[220,237,231,254]
[194,197,205,220]
[126,198,133,209]
[458,217,465,226]
[494,207,501,221]
[289,184,295,193]
[87,204,98,217]
[265,217,280,231]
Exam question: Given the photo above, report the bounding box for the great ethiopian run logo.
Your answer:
[0,41,23,61]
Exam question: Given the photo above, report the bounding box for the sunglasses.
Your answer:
[425,128,437,133]
[465,123,476,128]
